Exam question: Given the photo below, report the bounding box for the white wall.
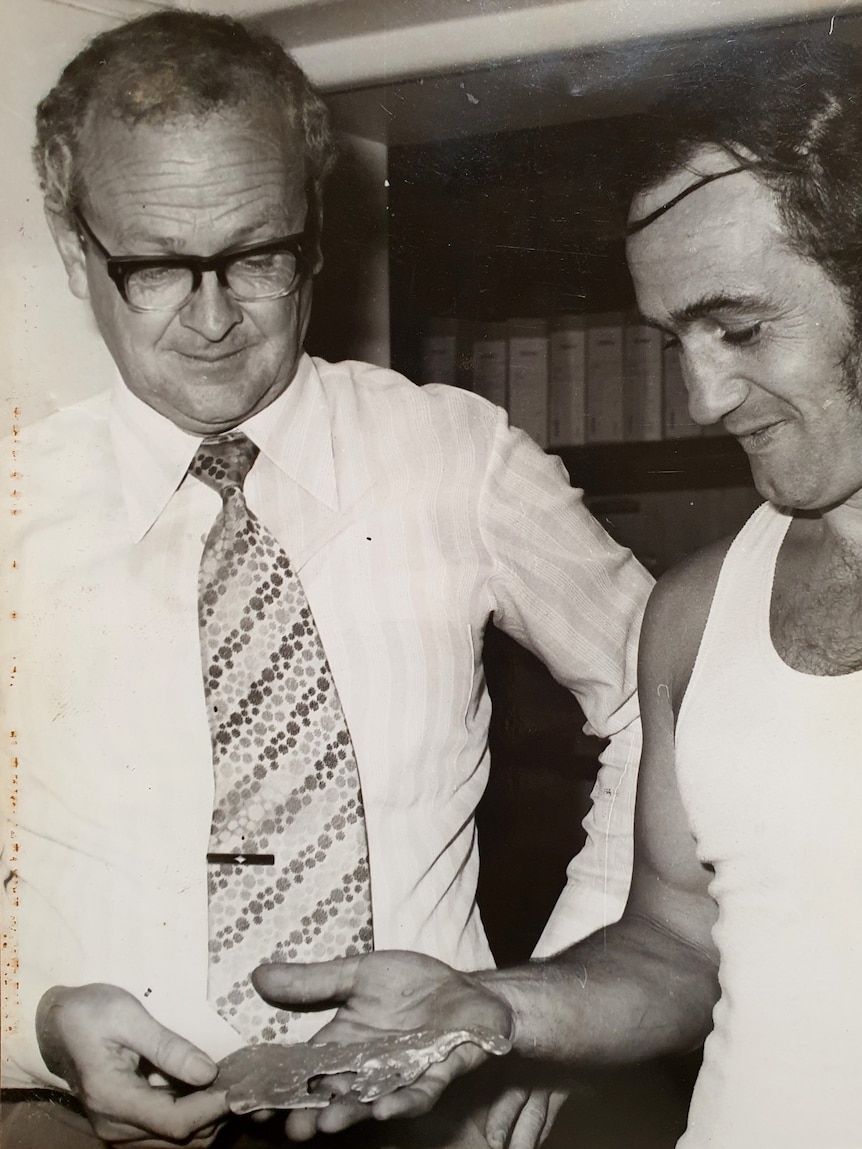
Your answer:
[1,0,122,432]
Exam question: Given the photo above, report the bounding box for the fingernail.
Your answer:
[189,1051,216,1082]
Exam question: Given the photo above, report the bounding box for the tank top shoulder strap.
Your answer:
[680,502,792,723]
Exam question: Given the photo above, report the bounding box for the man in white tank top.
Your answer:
[250,37,862,1149]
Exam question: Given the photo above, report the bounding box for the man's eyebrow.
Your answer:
[669,292,768,326]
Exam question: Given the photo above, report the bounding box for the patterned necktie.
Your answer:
[191,433,373,1043]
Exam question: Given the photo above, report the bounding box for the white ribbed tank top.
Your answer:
[675,502,862,1149]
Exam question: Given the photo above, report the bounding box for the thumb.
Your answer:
[252,956,363,1008]
[123,1004,218,1087]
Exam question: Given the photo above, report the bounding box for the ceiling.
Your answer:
[47,0,336,16]
[47,0,862,144]
[324,9,862,145]
[51,0,862,91]
[263,0,862,91]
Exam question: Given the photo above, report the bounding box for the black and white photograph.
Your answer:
[2,1,861,1146]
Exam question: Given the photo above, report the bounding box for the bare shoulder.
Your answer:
[629,536,732,954]
[642,534,736,715]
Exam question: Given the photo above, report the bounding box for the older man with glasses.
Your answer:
[1,10,651,1149]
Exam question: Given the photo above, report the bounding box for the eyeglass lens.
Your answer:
[124,249,301,310]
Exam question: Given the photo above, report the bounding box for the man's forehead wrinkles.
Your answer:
[114,185,288,215]
[88,159,292,200]
[85,157,305,250]
[110,197,295,251]
[81,125,300,218]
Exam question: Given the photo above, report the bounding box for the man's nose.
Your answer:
[178,271,243,340]
[681,349,750,427]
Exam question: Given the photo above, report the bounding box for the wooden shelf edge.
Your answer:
[554,435,753,494]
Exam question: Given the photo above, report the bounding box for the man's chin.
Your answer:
[172,405,262,435]
[125,361,296,433]
[191,382,296,433]
[142,391,269,435]
[749,465,846,514]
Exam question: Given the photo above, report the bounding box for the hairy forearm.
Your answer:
[478,915,719,1067]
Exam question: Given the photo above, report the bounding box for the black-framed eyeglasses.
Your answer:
[73,209,309,313]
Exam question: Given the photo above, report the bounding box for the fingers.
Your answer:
[287,1039,491,1137]
[283,1094,371,1141]
[284,1106,324,1141]
[283,1076,368,1142]
[506,1092,550,1149]
[41,984,218,1090]
[97,1133,219,1149]
[485,1085,529,1149]
[135,1013,219,1089]
[371,1078,448,1122]
[36,985,227,1146]
[485,1086,568,1149]
[538,1088,568,1145]
[283,1071,367,1140]
[126,1081,230,1137]
[87,1071,229,1145]
[91,1127,219,1149]
[370,1042,489,1122]
[250,1107,277,1123]
[315,1092,375,1135]
[252,956,363,1008]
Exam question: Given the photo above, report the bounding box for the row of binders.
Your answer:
[418,314,721,448]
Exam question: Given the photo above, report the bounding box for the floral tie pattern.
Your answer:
[191,433,373,1042]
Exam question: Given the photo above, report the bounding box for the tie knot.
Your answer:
[190,433,260,498]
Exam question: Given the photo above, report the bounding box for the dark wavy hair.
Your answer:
[33,9,336,243]
[630,36,862,336]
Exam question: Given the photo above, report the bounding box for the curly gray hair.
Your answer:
[34,9,336,243]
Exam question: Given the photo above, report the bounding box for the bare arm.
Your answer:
[482,553,722,1064]
[254,544,729,1126]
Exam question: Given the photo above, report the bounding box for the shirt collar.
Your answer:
[110,353,338,542]
[242,354,339,512]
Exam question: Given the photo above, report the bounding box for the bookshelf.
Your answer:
[387,118,756,504]
[387,116,640,390]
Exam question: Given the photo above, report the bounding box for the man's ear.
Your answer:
[308,242,324,278]
[44,205,90,300]
[306,198,324,277]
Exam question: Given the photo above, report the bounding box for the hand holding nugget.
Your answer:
[250,951,514,1135]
